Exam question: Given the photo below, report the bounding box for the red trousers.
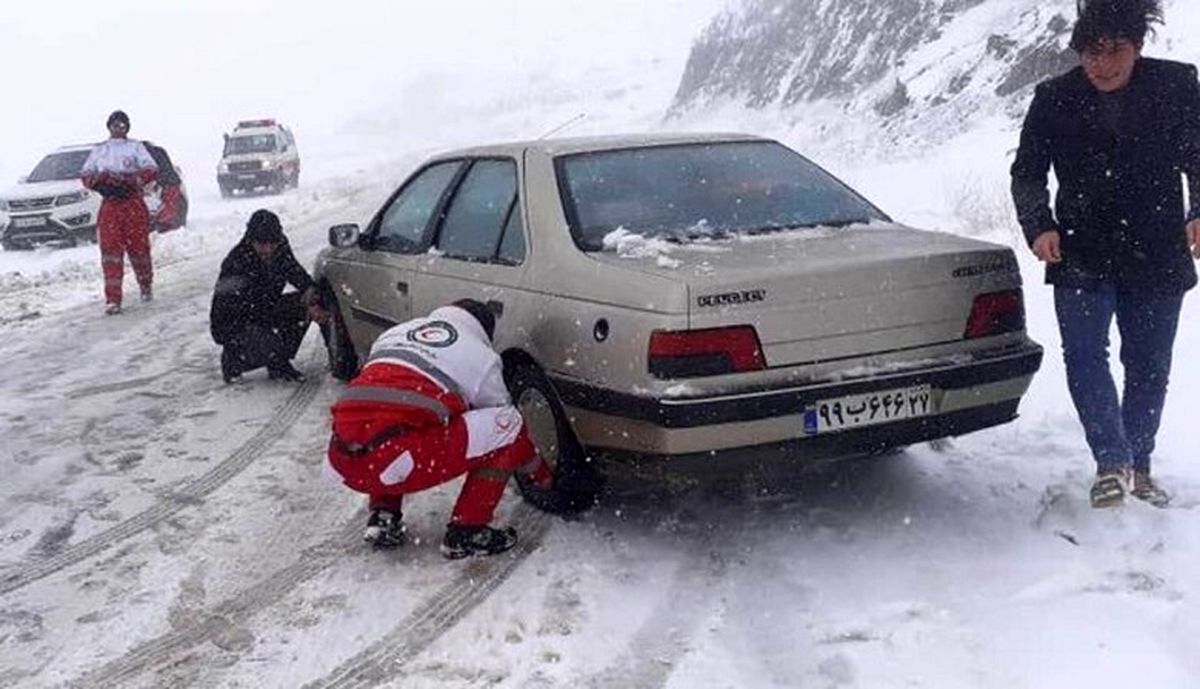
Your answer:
[98,198,152,306]
[328,408,539,526]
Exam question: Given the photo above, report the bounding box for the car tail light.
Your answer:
[964,289,1025,339]
[648,326,766,379]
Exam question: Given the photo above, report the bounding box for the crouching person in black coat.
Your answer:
[210,209,329,383]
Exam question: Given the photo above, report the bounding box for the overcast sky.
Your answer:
[0,0,725,189]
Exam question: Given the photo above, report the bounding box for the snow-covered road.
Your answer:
[2,141,1199,689]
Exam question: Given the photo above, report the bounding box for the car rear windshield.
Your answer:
[27,150,92,182]
[224,134,276,156]
[556,141,888,251]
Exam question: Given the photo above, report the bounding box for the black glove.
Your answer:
[93,182,133,200]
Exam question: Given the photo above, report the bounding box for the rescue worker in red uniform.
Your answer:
[80,110,158,315]
[327,300,552,558]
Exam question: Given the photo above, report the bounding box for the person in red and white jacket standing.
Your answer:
[327,299,551,558]
[80,110,158,315]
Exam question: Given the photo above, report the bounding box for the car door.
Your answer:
[409,157,530,341]
[335,159,464,353]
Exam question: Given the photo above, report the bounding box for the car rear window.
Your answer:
[27,150,92,182]
[556,141,888,251]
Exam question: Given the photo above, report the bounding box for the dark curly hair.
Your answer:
[1070,0,1164,52]
[451,298,496,341]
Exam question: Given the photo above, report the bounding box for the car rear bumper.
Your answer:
[554,340,1043,461]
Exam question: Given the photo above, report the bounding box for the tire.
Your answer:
[506,363,603,516]
[219,186,232,199]
[1,239,31,251]
[320,291,359,381]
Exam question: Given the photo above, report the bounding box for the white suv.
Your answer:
[0,146,98,250]
[0,143,187,251]
[217,119,300,197]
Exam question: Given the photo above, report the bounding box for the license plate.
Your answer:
[804,384,933,435]
[238,174,256,180]
[12,216,47,228]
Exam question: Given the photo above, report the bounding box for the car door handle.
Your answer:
[486,300,504,317]
[395,281,408,295]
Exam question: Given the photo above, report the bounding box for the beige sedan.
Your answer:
[313,133,1043,513]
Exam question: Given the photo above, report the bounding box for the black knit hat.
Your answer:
[106,110,130,129]
[245,209,285,244]
[452,298,496,341]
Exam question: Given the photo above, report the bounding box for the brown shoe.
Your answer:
[1131,471,1170,508]
[1089,469,1130,509]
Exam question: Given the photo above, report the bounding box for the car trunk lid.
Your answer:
[589,223,1021,367]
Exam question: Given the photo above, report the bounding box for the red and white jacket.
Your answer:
[331,306,518,455]
[80,138,158,200]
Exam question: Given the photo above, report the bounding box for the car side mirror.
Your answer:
[329,223,360,248]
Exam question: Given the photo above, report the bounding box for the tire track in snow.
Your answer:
[0,374,322,597]
[579,497,746,689]
[64,504,548,688]
[580,548,726,689]
[65,518,364,689]
[304,504,550,689]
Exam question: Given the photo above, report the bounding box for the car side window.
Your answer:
[374,161,461,254]
[436,159,517,262]
[496,202,526,264]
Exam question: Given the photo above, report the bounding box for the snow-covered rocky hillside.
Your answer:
[671,0,1200,159]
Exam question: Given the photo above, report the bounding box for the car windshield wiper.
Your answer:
[749,219,868,233]
[664,227,732,242]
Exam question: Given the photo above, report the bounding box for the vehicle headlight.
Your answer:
[54,190,90,207]
[261,159,274,170]
[218,162,229,173]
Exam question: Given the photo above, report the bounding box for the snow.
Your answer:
[602,228,683,269]
[2,1,1200,688]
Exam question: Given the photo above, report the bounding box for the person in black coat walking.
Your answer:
[1011,0,1200,508]
[210,209,328,383]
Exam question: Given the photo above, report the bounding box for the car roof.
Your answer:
[229,127,279,136]
[51,144,98,153]
[431,132,771,160]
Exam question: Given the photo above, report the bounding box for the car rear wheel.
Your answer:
[320,289,359,381]
[507,363,603,516]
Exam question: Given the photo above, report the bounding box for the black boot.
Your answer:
[221,349,242,384]
[441,524,517,560]
[268,361,305,382]
[363,510,405,548]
